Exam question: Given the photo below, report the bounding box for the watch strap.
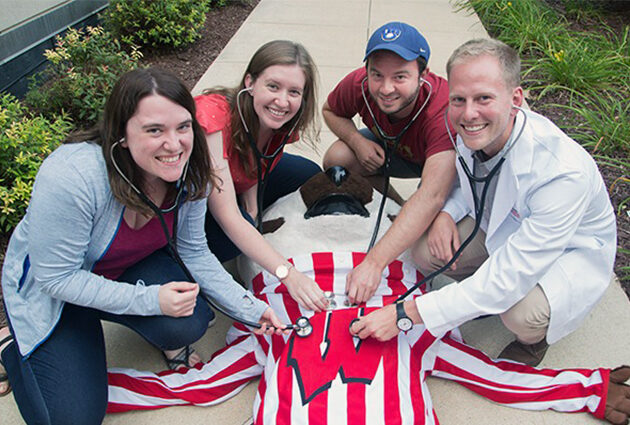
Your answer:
[396,300,406,320]
[396,300,413,332]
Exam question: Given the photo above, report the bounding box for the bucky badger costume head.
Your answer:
[237,166,408,283]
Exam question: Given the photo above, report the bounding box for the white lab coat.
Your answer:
[415,110,616,344]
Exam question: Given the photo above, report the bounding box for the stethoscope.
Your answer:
[361,76,433,250]
[236,87,302,231]
[396,106,527,302]
[110,140,314,337]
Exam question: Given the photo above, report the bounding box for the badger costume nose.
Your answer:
[325,165,350,187]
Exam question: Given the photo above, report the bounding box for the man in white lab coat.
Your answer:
[350,38,617,366]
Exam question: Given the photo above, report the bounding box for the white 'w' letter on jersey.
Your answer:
[107,252,610,424]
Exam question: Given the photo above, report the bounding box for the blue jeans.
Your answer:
[2,248,214,424]
[206,153,321,262]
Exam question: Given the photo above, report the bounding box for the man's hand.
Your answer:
[427,211,460,270]
[349,303,399,341]
[255,307,289,336]
[605,366,630,424]
[346,257,383,305]
[354,137,386,173]
[283,269,328,312]
[158,281,199,317]
[350,300,423,341]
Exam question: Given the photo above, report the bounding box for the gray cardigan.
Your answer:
[1,142,267,357]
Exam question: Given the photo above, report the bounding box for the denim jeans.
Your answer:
[2,247,214,424]
[205,152,321,262]
[358,127,423,178]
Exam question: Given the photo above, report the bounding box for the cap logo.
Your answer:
[380,27,401,42]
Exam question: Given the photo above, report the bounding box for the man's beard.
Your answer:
[381,79,422,119]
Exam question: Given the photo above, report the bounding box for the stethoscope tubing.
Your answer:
[396,155,503,301]
[110,141,301,332]
[236,87,301,231]
[395,107,527,301]
[361,77,433,250]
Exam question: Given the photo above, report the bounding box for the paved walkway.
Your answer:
[2,1,628,424]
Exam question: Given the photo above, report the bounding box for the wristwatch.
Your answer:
[274,263,294,280]
[396,301,413,332]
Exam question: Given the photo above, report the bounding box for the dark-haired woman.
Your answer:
[199,40,328,312]
[0,67,284,424]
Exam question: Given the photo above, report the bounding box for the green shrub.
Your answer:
[104,0,211,49]
[555,90,630,157]
[524,31,628,96]
[458,0,565,55]
[24,26,141,130]
[0,94,73,233]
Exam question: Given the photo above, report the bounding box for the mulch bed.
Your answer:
[141,0,259,91]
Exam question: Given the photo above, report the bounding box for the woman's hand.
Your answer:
[158,281,199,317]
[283,269,328,312]
[255,307,289,336]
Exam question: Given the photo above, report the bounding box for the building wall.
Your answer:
[0,0,108,97]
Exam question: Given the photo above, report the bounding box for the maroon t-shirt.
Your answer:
[327,67,453,165]
[92,210,174,280]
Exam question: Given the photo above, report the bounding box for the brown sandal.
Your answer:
[0,334,13,397]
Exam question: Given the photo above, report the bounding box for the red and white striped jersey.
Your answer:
[107,252,609,424]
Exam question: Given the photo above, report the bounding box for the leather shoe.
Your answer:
[498,339,549,367]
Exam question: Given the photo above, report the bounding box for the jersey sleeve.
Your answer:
[107,326,264,413]
[429,334,609,420]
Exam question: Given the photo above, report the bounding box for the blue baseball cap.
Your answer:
[364,22,430,62]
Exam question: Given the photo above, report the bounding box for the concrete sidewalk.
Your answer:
[2,1,628,424]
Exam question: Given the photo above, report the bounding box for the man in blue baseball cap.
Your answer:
[322,22,456,304]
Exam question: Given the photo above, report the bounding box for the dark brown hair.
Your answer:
[67,67,216,215]
[203,40,320,177]
[366,54,427,74]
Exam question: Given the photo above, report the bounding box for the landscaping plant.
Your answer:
[458,0,630,283]
[24,26,141,130]
[0,94,72,233]
[104,0,211,50]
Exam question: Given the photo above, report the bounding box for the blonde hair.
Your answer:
[447,38,521,88]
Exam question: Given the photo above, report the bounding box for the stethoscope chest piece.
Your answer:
[294,316,313,337]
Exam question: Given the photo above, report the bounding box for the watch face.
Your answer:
[397,317,413,332]
[275,265,289,280]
